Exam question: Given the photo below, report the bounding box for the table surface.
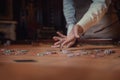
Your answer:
[0,42,120,80]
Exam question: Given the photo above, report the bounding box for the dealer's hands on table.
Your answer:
[52,24,83,48]
[52,31,76,48]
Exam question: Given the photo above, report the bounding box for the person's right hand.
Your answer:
[73,24,84,38]
[61,24,84,47]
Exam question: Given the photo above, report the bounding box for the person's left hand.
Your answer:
[52,31,66,48]
[52,31,76,48]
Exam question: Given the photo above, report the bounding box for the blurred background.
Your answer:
[0,0,120,43]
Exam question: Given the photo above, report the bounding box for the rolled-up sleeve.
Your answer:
[63,0,76,25]
[77,0,111,33]
[63,0,76,35]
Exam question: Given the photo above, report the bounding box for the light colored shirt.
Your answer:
[63,0,111,35]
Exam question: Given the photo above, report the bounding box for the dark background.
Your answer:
[0,0,7,16]
[0,0,120,41]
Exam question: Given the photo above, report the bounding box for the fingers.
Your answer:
[53,36,61,41]
[54,40,63,46]
[51,40,61,48]
[52,32,67,48]
[66,40,76,48]
[61,38,73,47]
[56,31,66,38]
[61,30,75,47]
[52,38,64,48]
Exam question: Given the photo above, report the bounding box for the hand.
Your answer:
[52,31,76,48]
[61,24,83,47]
[73,24,84,38]
[52,32,66,48]
[61,28,76,48]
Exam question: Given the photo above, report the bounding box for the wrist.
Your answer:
[67,24,74,35]
[75,24,84,33]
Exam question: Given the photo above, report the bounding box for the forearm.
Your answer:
[63,0,76,35]
[77,0,111,33]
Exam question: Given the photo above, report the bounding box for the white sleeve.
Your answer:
[77,0,111,33]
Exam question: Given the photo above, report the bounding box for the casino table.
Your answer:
[0,40,120,80]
